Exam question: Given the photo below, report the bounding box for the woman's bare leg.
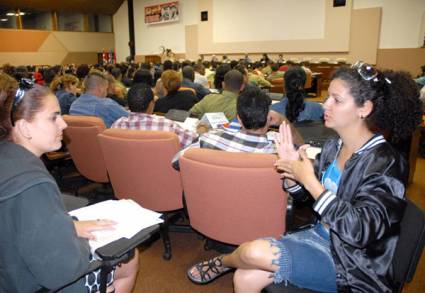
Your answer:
[222,239,280,271]
[234,268,274,293]
[189,239,280,284]
[113,249,139,292]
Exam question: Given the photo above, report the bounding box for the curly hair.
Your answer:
[285,66,306,122]
[50,74,79,92]
[0,73,18,140]
[331,67,423,143]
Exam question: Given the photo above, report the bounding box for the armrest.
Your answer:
[37,224,160,293]
[96,224,160,260]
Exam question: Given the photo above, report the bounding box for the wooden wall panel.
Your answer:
[377,48,425,77]
[0,51,67,66]
[347,8,381,64]
[0,29,114,65]
[0,29,49,52]
[38,33,66,52]
[61,52,99,65]
[53,32,115,52]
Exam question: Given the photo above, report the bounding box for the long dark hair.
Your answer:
[331,66,423,143]
[285,66,306,122]
[214,64,231,91]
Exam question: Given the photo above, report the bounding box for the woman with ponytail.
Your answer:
[50,74,79,114]
[187,62,423,292]
[0,73,139,292]
[270,66,323,122]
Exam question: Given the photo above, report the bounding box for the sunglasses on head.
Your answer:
[351,61,378,81]
[351,61,391,84]
[11,78,34,126]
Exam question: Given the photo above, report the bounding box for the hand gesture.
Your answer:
[74,219,117,240]
[275,122,299,161]
[276,147,323,197]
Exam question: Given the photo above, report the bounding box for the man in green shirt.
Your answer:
[189,70,244,121]
[266,63,285,81]
[248,72,272,88]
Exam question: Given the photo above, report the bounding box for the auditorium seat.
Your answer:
[180,148,287,245]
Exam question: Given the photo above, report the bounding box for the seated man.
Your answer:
[70,71,128,128]
[181,65,210,100]
[189,70,244,121]
[194,63,209,88]
[173,87,276,169]
[112,84,198,149]
[266,63,285,81]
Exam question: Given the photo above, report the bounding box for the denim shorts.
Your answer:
[264,223,336,293]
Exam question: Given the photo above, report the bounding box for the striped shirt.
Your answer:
[172,128,276,167]
[111,112,198,148]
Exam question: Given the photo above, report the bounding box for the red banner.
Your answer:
[145,1,179,24]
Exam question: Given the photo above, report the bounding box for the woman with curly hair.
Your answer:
[187,62,423,292]
[270,66,323,122]
[50,74,80,114]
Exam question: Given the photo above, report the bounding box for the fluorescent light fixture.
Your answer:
[0,18,8,22]
[6,12,15,16]
[19,12,25,16]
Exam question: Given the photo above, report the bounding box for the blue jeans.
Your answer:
[264,223,337,293]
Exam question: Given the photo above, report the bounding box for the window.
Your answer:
[57,12,84,31]
[21,9,52,30]
[88,14,112,32]
[0,7,17,29]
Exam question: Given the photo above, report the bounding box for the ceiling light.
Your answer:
[6,12,15,16]
[19,12,25,16]
[0,18,8,22]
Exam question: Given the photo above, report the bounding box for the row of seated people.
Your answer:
[65,64,323,131]
[1,59,423,292]
[3,57,320,120]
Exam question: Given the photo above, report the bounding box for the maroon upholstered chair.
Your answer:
[62,115,109,193]
[97,128,184,259]
[180,148,287,245]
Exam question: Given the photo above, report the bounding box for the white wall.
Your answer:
[354,0,425,48]
[133,0,198,55]
[113,0,130,62]
[212,0,325,43]
[113,0,425,59]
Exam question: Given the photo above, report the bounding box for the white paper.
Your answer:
[200,112,229,129]
[306,146,322,159]
[176,117,199,132]
[69,199,163,252]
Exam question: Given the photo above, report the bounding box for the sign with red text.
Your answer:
[145,1,179,24]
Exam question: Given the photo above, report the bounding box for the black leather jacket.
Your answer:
[286,135,407,292]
